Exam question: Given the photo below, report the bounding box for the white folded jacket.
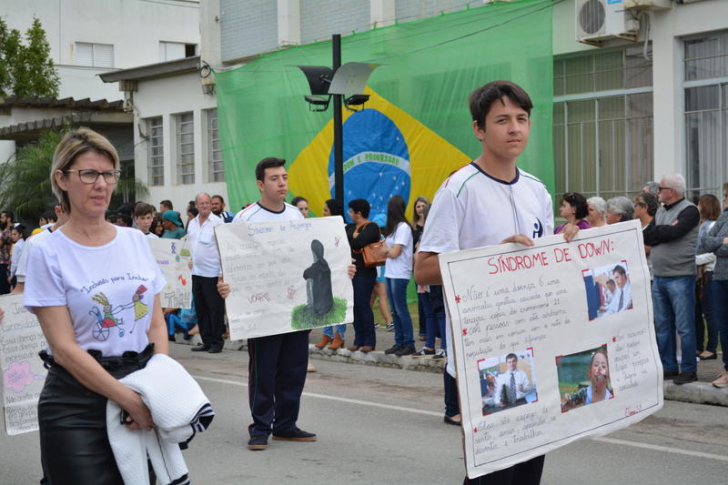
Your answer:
[106,353,214,485]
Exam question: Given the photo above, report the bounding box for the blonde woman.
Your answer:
[24,128,167,484]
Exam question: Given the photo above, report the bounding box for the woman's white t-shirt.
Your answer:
[24,226,166,356]
[384,222,413,279]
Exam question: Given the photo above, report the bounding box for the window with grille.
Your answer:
[75,42,114,68]
[553,46,653,200]
[147,117,164,187]
[684,31,728,200]
[176,112,195,185]
[207,109,225,182]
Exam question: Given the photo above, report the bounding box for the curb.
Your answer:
[664,381,728,406]
[308,345,445,374]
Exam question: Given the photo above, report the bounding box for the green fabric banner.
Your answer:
[216,0,554,217]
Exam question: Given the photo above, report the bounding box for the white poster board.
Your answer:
[0,293,47,435]
[216,216,354,340]
[439,220,663,478]
[148,238,192,309]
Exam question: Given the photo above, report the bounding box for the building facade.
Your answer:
[105,0,728,211]
[0,0,200,169]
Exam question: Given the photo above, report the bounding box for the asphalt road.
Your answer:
[2,343,726,484]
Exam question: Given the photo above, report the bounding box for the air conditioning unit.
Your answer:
[576,0,640,46]
[624,0,672,10]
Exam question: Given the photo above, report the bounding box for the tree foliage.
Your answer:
[0,17,59,98]
[0,129,60,222]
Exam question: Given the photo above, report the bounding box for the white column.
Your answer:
[278,0,301,47]
[650,10,684,179]
[370,0,396,28]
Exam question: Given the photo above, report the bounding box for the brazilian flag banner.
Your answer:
[216,0,554,218]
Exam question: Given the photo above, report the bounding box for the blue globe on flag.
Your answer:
[328,109,411,222]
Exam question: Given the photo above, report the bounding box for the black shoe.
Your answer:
[395,346,416,357]
[208,347,223,354]
[444,414,461,426]
[384,345,402,355]
[167,334,176,342]
[412,348,435,357]
[673,372,697,385]
[272,428,317,442]
[247,435,268,450]
[663,370,679,380]
[191,344,210,352]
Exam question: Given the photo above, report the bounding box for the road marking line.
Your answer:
[193,374,442,417]
[594,437,728,462]
[195,375,726,463]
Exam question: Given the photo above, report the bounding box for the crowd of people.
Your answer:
[551,177,728,389]
[0,78,726,485]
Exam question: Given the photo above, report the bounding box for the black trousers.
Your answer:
[38,345,154,485]
[0,263,9,294]
[192,275,226,350]
[464,455,545,485]
[247,330,310,437]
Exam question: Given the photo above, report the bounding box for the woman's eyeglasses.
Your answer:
[64,169,122,184]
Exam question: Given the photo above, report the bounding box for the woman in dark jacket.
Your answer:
[345,199,380,352]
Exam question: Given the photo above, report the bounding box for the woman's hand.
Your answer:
[347,260,356,279]
[378,245,389,259]
[122,391,154,431]
[561,223,580,243]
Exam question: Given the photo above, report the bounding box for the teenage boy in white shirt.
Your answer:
[415,80,578,485]
[218,158,316,451]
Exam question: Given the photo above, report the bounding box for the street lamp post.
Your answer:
[297,35,379,213]
[332,34,344,209]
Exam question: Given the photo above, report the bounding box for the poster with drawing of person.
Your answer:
[216,217,354,340]
[147,238,192,309]
[438,220,663,480]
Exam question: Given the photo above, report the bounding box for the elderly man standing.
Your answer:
[643,173,700,385]
[188,193,226,353]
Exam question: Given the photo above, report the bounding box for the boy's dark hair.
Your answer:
[348,199,370,219]
[116,213,133,227]
[160,200,173,210]
[134,202,156,218]
[255,157,286,182]
[41,210,57,223]
[613,265,627,277]
[469,80,533,129]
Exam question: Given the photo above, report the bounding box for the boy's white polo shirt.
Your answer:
[419,162,554,376]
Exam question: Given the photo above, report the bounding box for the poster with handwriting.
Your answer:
[216,217,354,340]
[0,294,47,435]
[148,238,192,309]
[439,220,662,479]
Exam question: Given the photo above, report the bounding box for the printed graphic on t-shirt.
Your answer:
[88,285,149,341]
